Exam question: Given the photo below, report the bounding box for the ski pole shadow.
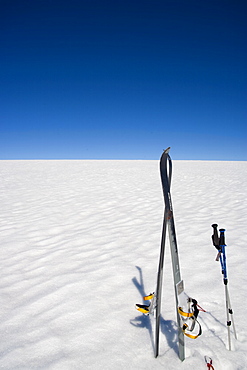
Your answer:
[130,266,155,352]
[200,310,227,347]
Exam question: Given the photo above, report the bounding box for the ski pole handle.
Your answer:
[219,229,228,282]
[211,224,220,249]
[219,229,226,246]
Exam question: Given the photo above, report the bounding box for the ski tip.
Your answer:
[160,147,171,161]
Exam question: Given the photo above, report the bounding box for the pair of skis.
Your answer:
[155,147,184,359]
[136,148,202,360]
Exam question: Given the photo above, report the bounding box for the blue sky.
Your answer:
[1,0,246,160]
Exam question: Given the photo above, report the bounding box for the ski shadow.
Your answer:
[130,266,155,351]
[130,266,179,356]
[131,266,146,298]
[160,317,179,357]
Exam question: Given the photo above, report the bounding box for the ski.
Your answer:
[158,148,185,360]
[135,148,202,360]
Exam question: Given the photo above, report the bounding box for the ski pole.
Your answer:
[211,225,237,350]
[218,228,231,350]
[219,229,237,347]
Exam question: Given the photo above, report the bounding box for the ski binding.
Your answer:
[136,293,155,315]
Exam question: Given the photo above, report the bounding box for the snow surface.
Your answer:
[0,159,246,370]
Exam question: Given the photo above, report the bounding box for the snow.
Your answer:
[0,159,246,369]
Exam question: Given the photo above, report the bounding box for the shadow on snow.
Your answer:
[130,266,179,357]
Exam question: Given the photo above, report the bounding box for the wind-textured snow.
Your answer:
[0,159,246,370]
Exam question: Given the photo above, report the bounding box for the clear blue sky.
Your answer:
[1,0,246,160]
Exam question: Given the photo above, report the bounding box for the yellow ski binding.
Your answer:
[136,293,155,315]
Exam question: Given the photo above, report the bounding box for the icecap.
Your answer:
[0,159,246,370]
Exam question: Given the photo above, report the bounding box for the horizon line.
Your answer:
[0,158,246,162]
